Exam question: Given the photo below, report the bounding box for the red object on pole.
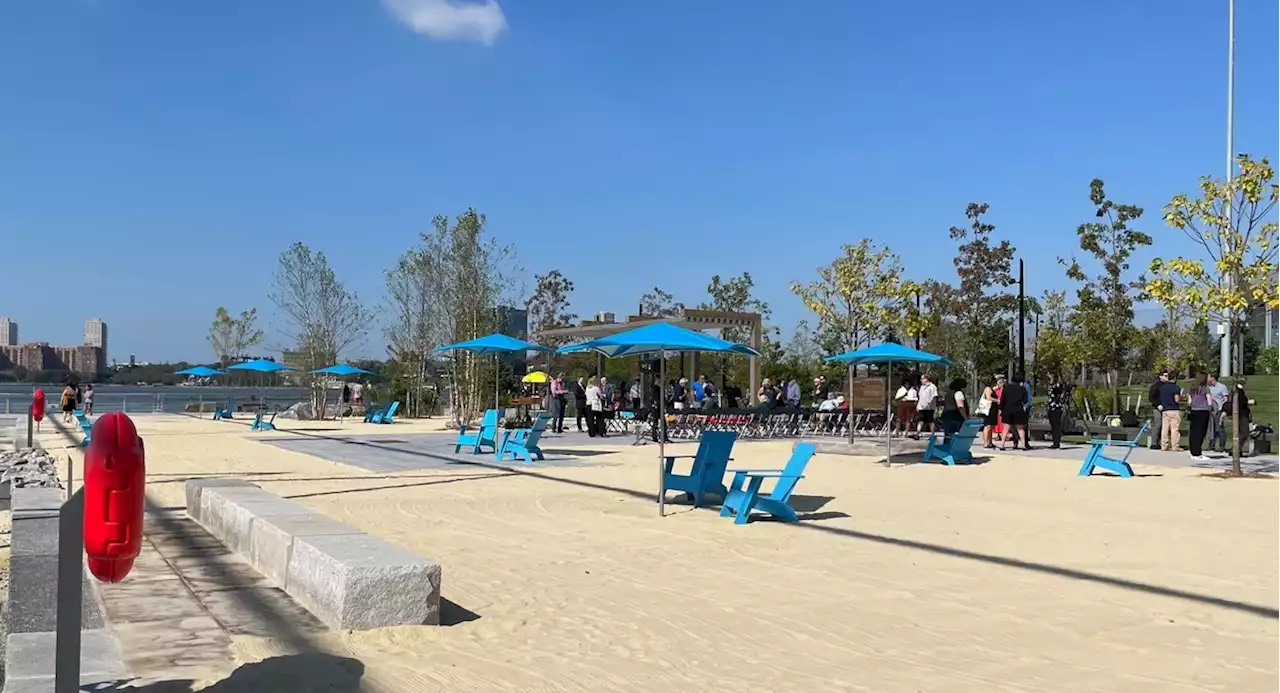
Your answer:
[83,412,145,583]
[31,388,45,422]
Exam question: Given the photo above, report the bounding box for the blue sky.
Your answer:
[1,0,1275,363]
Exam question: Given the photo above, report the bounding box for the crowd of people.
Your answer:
[59,381,93,421]
[1148,370,1252,460]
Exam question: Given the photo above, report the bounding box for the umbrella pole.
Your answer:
[658,356,667,518]
[885,359,893,467]
[494,354,500,410]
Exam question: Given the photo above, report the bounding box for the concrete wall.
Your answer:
[186,478,442,630]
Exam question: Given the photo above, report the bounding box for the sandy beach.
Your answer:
[40,414,1280,692]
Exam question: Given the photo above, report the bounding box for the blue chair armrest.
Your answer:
[727,467,783,474]
[738,471,804,479]
[1089,439,1139,448]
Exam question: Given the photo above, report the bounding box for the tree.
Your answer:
[1033,290,1079,383]
[408,209,520,426]
[1256,345,1280,375]
[639,286,684,319]
[526,270,577,347]
[944,203,1018,387]
[207,307,264,365]
[1061,179,1151,413]
[790,239,914,356]
[383,235,450,418]
[700,272,774,385]
[1146,154,1279,475]
[270,242,371,418]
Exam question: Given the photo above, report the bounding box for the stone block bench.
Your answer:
[185,478,441,630]
[4,486,128,691]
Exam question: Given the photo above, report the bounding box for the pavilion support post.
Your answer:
[749,320,761,405]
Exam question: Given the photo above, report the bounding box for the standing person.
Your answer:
[550,373,568,433]
[992,374,1008,447]
[893,378,918,436]
[701,375,716,408]
[1000,374,1031,451]
[940,378,969,443]
[1206,374,1229,452]
[83,383,95,417]
[977,378,1000,449]
[584,376,603,437]
[784,377,801,409]
[599,376,613,437]
[914,374,938,439]
[1186,372,1212,461]
[1045,375,1067,449]
[572,377,588,432]
[672,378,688,410]
[691,375,706,409]
[1156,371,1184,452]
[1226,379,1252,455]
[756,378,777,409]
[61,383,76,423]
[629,379,641,410]
[812,375,827,407]
[1147,373,1167,450]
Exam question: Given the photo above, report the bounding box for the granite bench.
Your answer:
[185,478,442,630]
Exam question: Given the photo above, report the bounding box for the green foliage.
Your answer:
[207,307,264,366]
[1255,345,1280,376]
[700,272,774,386]
[1062,179,1151,413]
[639,286,684,318]
[789,239,917,355]
[938,203,1018,386]
[526,270,577,347]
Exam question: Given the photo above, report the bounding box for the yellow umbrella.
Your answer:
[522,371,549,383]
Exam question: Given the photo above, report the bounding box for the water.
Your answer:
[0,383,310,416]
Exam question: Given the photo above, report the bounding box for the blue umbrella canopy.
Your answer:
[556,321,760,518]
[556,322,761,357]
[434,333,551,355]
[226,358,297,373]
[825,342,952,366]
[310,364,374,376]
[175,366,224,377]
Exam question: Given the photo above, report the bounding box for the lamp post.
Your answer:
[1220,0,1236,376]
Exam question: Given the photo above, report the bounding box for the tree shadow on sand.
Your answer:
[87,652,364,693]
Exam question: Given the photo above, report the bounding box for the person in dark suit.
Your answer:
[572,377,588,432]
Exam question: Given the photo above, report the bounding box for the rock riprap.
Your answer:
[0,449,65,489]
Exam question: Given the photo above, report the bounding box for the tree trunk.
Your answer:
[1231,323,1243,476]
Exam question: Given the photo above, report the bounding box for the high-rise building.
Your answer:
[0,318,17,346]
[84,317,108,365]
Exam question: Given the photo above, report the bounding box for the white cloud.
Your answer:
[382,0,507,46]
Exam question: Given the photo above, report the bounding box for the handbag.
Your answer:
[976,395,992,416]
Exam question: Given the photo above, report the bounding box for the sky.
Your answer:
[0,0,1276,363]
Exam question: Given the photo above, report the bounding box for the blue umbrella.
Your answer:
[174,366,224,377]
[557,322,761,516]
[227,359,297,373]
[435,333,551,408]
[826,343,953,464]
[310,364,374,376]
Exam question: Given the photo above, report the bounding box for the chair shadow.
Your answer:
[90,652,364,692]
[536,449,616,457]
[440,597,482,626]
[787,494,835,513]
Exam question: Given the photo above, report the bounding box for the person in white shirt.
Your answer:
[584,376,604,438]
[915,374,939,437]
[893,378,918,436]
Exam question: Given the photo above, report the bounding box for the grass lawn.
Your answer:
[1115,375,1276,431]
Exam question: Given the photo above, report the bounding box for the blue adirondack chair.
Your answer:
[251,410,278,431]
[1078,422,1150,478]
[663,431,737,507]
[73,410,93,448]
[212,398,235,420]
[363,404,385,423]
[720,442,816,525]
[368,401,400,424]
[455,409,500,453]
[923,419,984,465]
[497,412,552,463]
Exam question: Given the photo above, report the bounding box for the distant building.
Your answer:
[0,318,16,346]
[84,318,108,366]
[0,343,53,372]
[1246,304,1277,349]
[496,306,530,377]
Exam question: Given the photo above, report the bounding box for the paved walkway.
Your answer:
[981,442,1279,474]
[257,430,632,474]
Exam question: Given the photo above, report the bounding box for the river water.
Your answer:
[0,384,310,416]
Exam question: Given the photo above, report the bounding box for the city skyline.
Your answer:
[0,316,109,375]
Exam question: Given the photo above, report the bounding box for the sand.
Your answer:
[40,414,1280,692]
